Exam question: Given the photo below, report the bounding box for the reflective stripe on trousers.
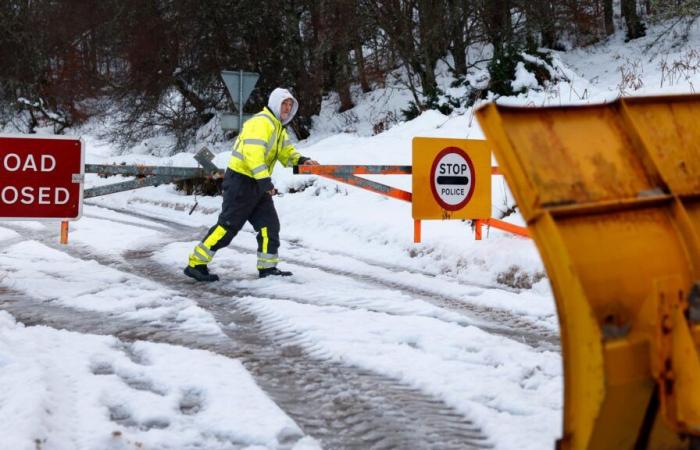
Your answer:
[257,251,279,269]
[256,228,278,269]
[188,225,228,267]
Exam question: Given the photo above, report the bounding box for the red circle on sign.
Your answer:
[430,147,476,211]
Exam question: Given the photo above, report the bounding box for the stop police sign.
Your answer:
[412,137,490,220]
[0,135,84,220]
[430,147,475,211]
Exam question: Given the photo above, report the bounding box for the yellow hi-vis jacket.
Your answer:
[228,107,303,191]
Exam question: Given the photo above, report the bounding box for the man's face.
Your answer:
[280,98,293,121]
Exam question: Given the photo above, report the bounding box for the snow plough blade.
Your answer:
[477,95,700,450]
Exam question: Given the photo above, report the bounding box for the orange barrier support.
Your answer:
[483,218,530,238]
[294,165,412,203]
[60,221,69,244]
[475,219,483,240]
[414,219,421,243]
[295,164,529,241]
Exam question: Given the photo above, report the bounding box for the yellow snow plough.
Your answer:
[477,95,700,450]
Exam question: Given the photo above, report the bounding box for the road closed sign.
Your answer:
[0,135,84,220]
[412,138,490,220]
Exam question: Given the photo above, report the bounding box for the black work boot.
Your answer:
[184,265,220,282]
[258,267,293,278]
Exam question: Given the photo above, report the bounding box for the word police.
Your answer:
[1,153,70,205]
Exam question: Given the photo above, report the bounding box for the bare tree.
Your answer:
[0,0,673,146]
[365,0,448,108]
[622,0,647,39]
[604,0,615,35]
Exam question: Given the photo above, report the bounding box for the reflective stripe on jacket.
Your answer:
[228,107,302,188]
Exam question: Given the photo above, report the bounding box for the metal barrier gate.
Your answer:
[71,147,526,243]
[294,164,529,241]
[59,148,222,243]
[477,95,700,450]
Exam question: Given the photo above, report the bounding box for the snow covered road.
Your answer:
[0,199,561,450]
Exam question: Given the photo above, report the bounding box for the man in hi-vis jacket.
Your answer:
[185,87,318,282]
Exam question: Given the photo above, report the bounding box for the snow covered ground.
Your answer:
[2,18,700,450]
[0,311,316,450]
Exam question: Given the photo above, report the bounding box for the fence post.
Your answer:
[60,221,69,244]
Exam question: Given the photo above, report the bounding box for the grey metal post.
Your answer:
[239,69,243,131]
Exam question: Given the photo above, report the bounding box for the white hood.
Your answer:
[267,87,298,125]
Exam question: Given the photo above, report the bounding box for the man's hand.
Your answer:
[302,159,320,166]
[267,188,278,196]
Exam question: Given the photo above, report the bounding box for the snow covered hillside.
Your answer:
[2,18,700,450]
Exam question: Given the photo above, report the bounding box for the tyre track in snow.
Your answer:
[0,224,504,338]
[0,234,229,353]
[95,198,481,285]
[2,208,559,353]
[0,224,494,450]
[0,286,226,352]
[90,203,559,351]
[254,246,559,351]
[123,249,494,450]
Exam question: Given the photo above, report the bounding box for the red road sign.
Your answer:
[0,135,84,220]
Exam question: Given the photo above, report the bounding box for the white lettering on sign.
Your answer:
[1,186,18,204]
[1,153,56,172]
[42,155,56,172]
[55,187,69,204]
[3,153,20,171]
[0,151,71,208]
[0,186,71,206]
[430,148,476,211]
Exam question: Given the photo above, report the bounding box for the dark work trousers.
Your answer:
[188,169,280,270]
